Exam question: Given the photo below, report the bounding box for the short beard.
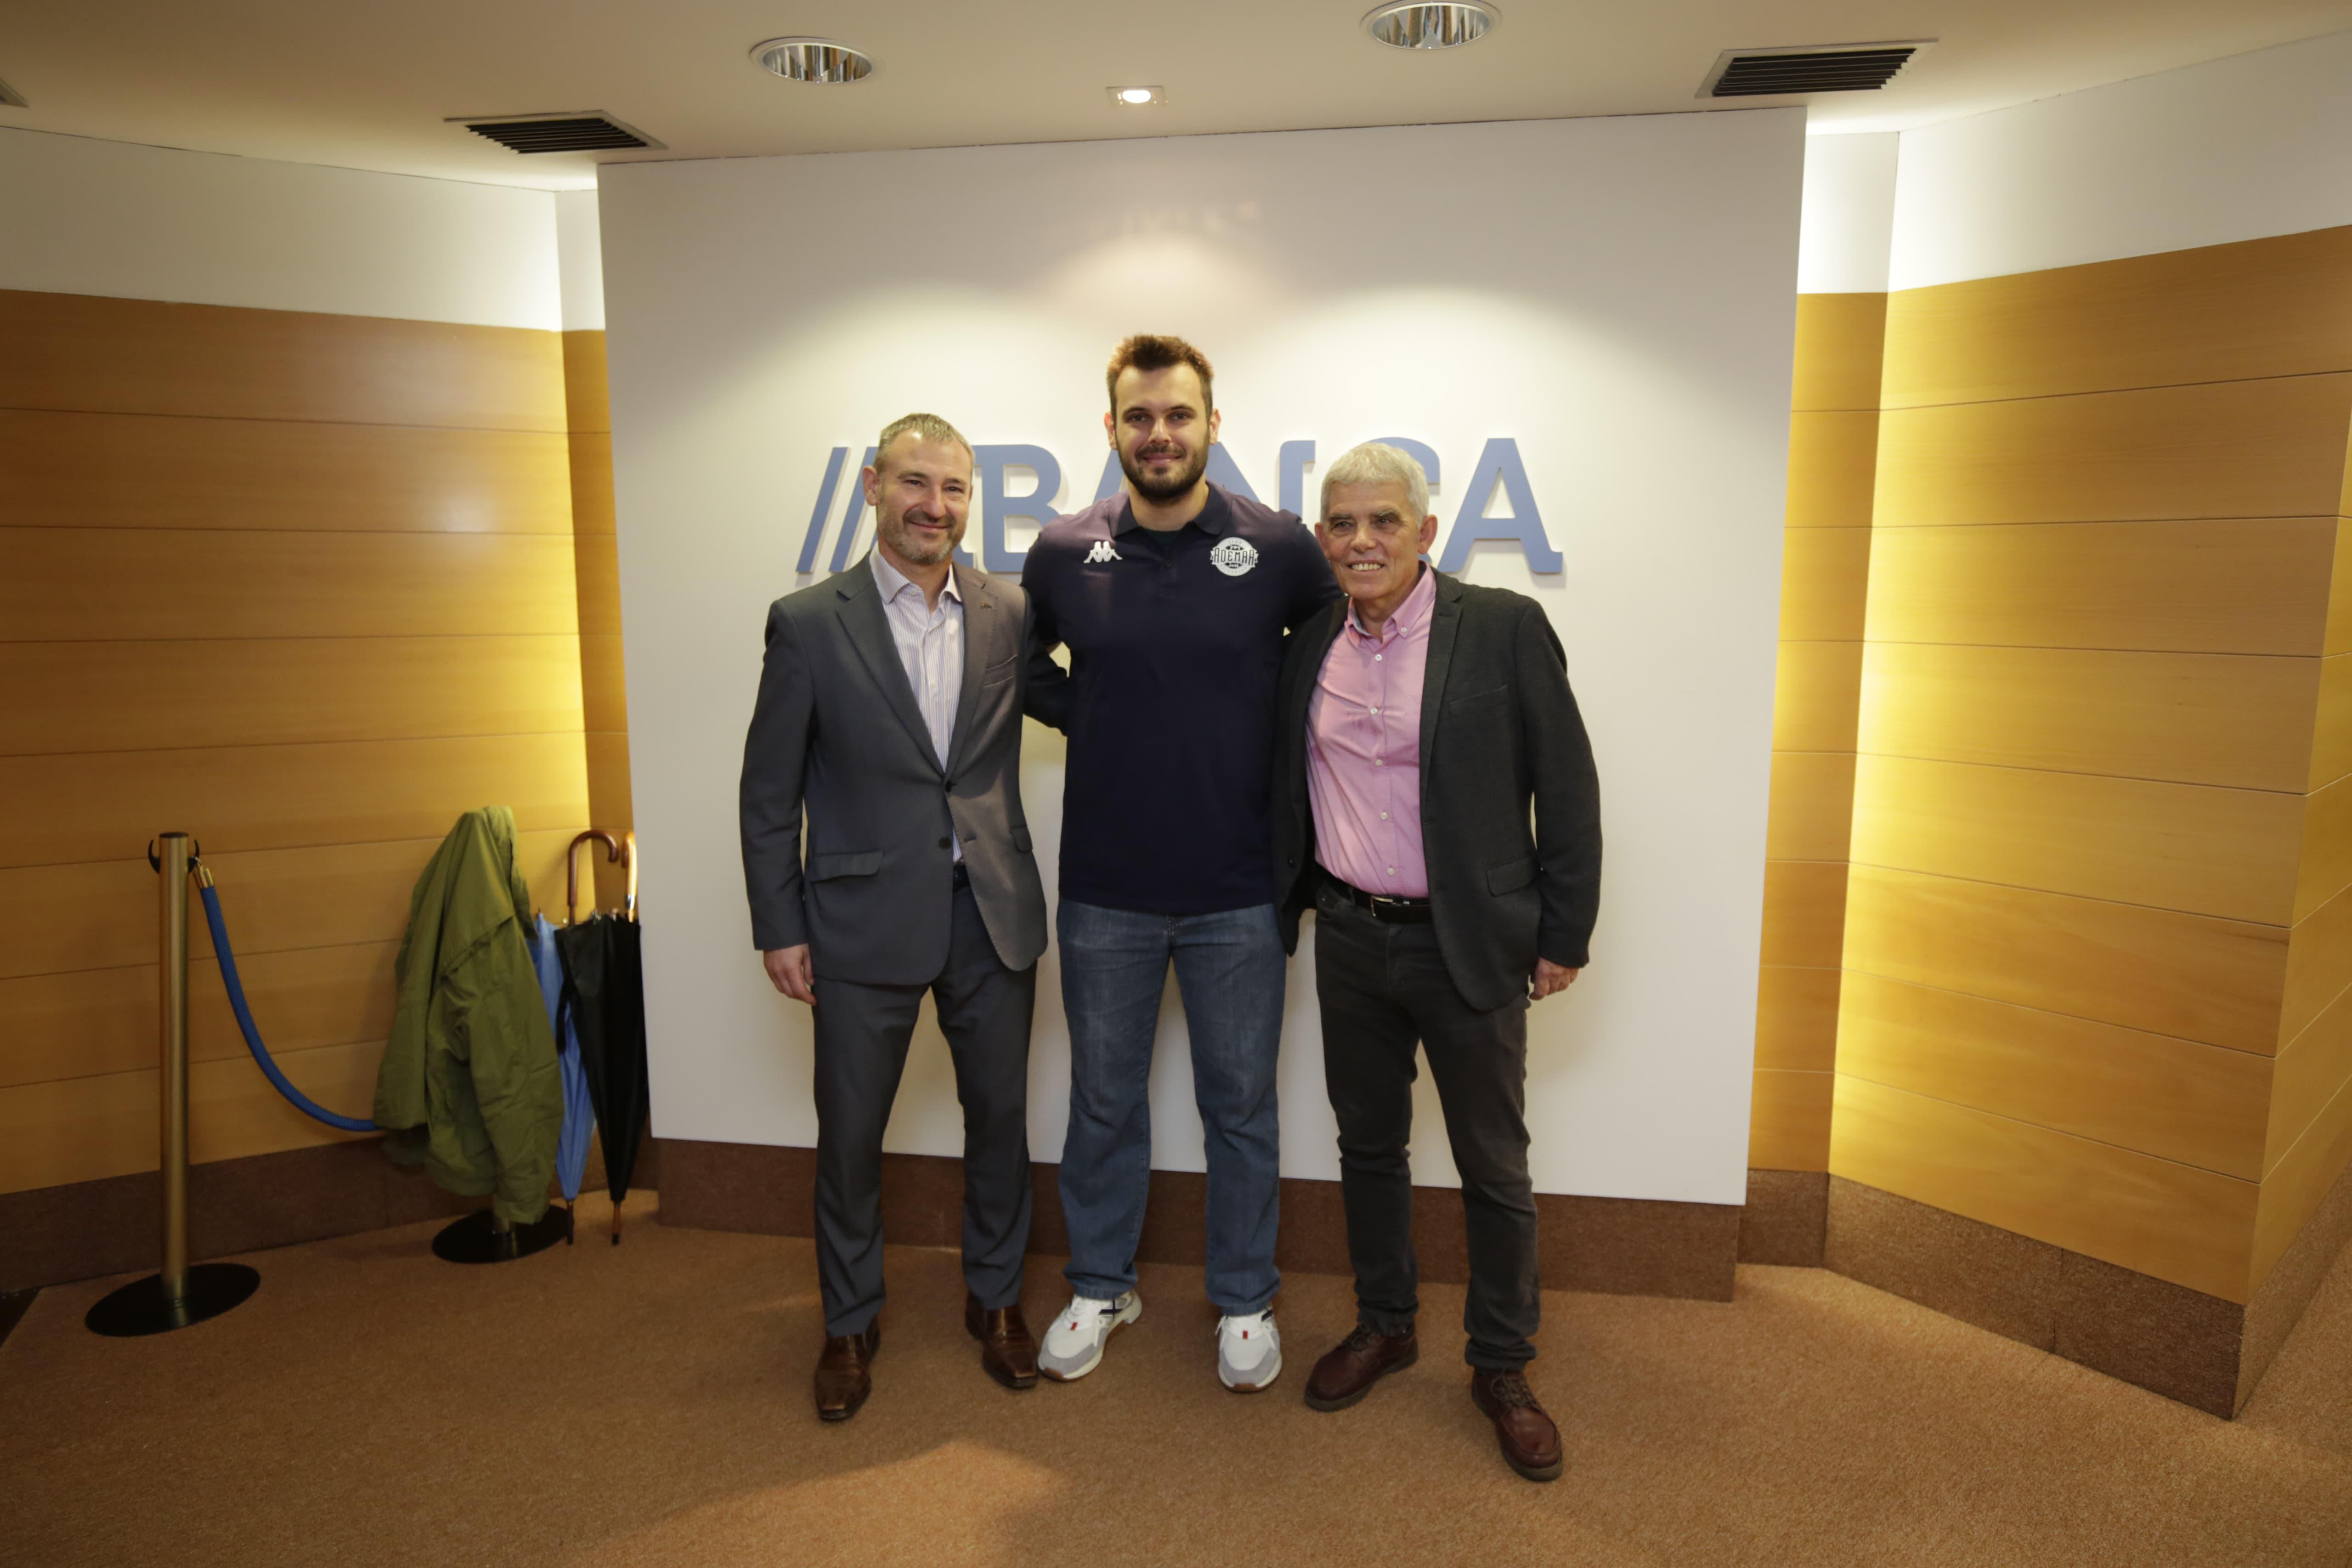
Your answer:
[877,510,960,566]
[1120,442,1209,506]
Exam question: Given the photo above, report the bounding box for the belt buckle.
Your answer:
[1368,892,1404,918]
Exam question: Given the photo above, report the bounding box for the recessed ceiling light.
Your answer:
[750,37,876,84]
[1108,86,1165,107]
[1363,1,1497,50]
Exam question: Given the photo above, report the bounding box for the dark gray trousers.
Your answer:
[811,871,1035,1337]
[1312,882,1538,1370]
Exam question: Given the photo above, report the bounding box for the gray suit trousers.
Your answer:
[812,870,1035,1336]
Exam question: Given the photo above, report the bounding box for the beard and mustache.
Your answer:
[876,505,963,566]
[1121,436,1209,505]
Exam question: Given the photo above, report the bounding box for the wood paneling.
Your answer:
[2,733,590,869]
[567,433,615,535]
[1842,865,2287,1054]
[0,637,585,756]
[1785,412,1879,528]
[2271,983,2352,1180]
[1765,752,1855,862]
[1750,1070,1832,1171]
[0,1041,382,1194]
[1760,860,1848,968]
[0,942,396,1088]
[1850,754,2303,925]
[1836,971,2271,1180]
[1773,641,1864,753]
[1881,226,2352,409]
[0,410,573,535]
[562,330,611,433]
[1790,294,1888,412]
[578,634,629,734]
[2255,1068,2352,1292]
[2298,775,2352,923]
[2284,884,2352,1047]
[2314,654,2352,787]
[0,291,566,431]
[1863,518,2336,657]
[1755,965,1840,1073]
[0,529,579,642]
[1857,643,2319,793]
[2328,520,2352,657]
[1777,527,1871,642]
[1830,1075,2257,1302]
[573,532,622,638]
[1874,374,2352,527]
[0,830,583,982]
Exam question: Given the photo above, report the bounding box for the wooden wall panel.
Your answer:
[1881,226,2352,409]
[2254,1068,2352,1291]
[1,637,586,756]
[0,830,582,982]
[1858,643,2318,793]
[0,1041,382,1194]
[579,634,630,734]
[1874,374,2352,528]
[563,328,634,913]
[0,529,579,642]
[2283,885,2352,1047]
[567,433,616,535]
[0,291,566,431]
[1836,971,2271,1180]
[1773,641,1864,753]
[1750,1070,1832,1171]
[1777,527,1871,641]
[1765,752,1855,862]
[2328,520,2352,657]
[1754,965,1840,1073]
[2313,654,2352,788]
[562,331,611,434]
[2,734,590,869]
[1831,1075,2257,1302]
[1785,412,1879,528]
[1864,518,2336,657]
[2298,775,2352,923]
[0,410,573,535]
[1842,866,2287,1054]
[1760,860,1848,969]
[573,532,622,639]
[1849,754,2303,926]
[2271,983,2352,1180]
[1790,294,1888,412]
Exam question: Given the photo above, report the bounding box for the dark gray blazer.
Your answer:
[741,555,1048,985]
[1271,570,1601,1013]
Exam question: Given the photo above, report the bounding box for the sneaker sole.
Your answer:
[1220,1349,1283,1393]
[1302,1342,1418,1412]
[1038,1298,1142,1383]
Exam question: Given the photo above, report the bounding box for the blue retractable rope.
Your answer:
[194,861,379,1133]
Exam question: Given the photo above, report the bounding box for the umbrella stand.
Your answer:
[86,834,261,1336]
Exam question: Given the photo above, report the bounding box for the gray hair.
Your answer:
[872,411,973,475]
[1319,441,1431,523]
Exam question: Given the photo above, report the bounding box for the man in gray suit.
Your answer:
[741,412,1049,1422]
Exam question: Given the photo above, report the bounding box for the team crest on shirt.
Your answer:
[1210,538,1259,577]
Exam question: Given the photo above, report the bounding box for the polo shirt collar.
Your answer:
[1113,481,1234,538]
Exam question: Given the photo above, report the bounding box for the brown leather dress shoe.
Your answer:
[814,1323,881,1422]
[966,1292,1039,1390]
[1304,1325,1418,1412]
[1470,1369,1564,1482]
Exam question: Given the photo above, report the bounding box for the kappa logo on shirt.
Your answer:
[1083,540,1121,564]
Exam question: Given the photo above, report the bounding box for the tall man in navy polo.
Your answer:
[1023,335,1340,1391]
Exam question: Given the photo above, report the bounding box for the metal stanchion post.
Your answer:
[87,833,261,1337]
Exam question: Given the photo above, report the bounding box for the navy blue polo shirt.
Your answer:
[1023,484,1342,915]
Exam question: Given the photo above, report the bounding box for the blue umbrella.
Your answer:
[530,912,596,1218]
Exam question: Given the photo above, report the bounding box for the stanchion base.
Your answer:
[85,1263,260,1337]
[430,1206,571,1264]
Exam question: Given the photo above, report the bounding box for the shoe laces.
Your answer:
[1062,1294,1121,1333]
[1219,1309,1273,1342]
[1487,1371,1539,1409]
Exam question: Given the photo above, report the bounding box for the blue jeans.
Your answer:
[1056,899,1286,1315]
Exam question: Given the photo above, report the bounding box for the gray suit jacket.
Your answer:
[741,555,1048,984]
[1271,570,1601,1012]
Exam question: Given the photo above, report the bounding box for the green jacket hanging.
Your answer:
[374,806,561,1224]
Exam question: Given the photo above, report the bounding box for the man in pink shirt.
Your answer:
[1270,442,1601,1483]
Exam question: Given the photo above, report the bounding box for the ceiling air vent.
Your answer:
[1700,41,1932,98]
[451,111,664,154]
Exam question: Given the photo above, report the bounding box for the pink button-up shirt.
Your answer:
[1306,566,1437,898]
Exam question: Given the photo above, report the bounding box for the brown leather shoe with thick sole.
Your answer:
[966,1292,1039,1390]
[1470,1369,1563,1482]
[814,1323,881,1422]
[1304,1325,1418,1412]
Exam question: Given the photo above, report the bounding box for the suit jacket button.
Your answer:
[938,837,951,849]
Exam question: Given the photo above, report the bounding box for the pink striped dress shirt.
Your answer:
[1306,566,1437,898]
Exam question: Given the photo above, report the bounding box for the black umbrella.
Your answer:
[555,831,648,1243]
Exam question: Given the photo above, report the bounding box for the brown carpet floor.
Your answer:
[5,1192,2352,1568]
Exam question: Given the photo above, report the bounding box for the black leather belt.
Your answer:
[1325,871,1434,923]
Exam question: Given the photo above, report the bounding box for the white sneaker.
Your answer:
[1038,1291,1142,1381]
[1217,1309,1282,1392]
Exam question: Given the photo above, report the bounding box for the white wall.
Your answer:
[1889,29,2352,289]
[1797,132,1898,294]
[555,188,605,331]
[0,126,561,327]
[601,109,1804,1208]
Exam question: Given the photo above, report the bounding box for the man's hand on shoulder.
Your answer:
[1531,959,1579,1001]
[764,945,815,1004]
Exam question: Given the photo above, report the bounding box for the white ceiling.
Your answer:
[2,1,2348,191]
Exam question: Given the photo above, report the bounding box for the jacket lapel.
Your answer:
[1418,571,1465,766]
[942,561,993,778]
[835,553,943,775]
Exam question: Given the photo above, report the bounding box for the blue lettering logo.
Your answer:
[797,439,1561,576]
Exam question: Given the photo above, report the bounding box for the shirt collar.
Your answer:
[1346,561,1436,642]
[870,547,962,606]
[1113,481,1233,538]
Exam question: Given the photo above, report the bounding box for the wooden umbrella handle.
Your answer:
[565,829,623,924]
